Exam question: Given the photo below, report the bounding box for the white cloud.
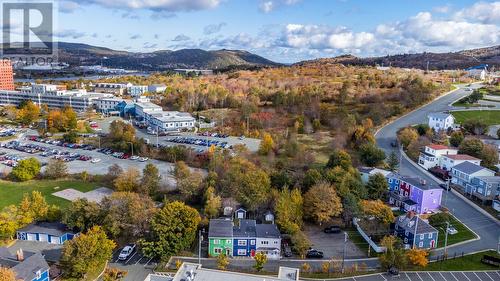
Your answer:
[77,0,222,12]
[433,5,451,14]
[259,0,301,13]
[203,22,226,35]
[172,34,191,41]
[55,29,87,39]
[454,1,500,24]
[59,1,81,13]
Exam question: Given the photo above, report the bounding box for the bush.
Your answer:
[428,212,451,227]
[462,119,488,135]
[449,131,464,147]
[359,143,386,166]
[11,157,41,181]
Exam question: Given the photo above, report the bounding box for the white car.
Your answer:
[118,244,136,261]
[91,158,101,163]
[130,155,139,160]
[139,157,149,162]
[447,226,458,235]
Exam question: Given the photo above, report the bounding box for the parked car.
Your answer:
[323,226,341,234]
[130,155,140,160]
[447,226,458,235]
[139,157,149,162]
[91,158,101,163]
[306,249,324,259]
[283,244,292,258]
[118,244,136,261]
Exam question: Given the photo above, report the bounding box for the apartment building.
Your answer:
[127,85,148,97]
[418,144,458,170]
[93,82,131,96]
[0,59,15,91]
[135,101,195,131]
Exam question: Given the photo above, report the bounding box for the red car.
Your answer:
[121,154,130,159]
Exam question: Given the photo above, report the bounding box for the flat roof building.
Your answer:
[0,59,15,91]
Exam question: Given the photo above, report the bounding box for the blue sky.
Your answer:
[52,0,500,62]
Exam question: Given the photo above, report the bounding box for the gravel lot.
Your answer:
[303,224,365,259]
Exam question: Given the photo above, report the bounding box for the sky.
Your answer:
[20,0,500,62]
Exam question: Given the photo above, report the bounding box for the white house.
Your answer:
[451,161,495,189]
[427,113,455,132]
[255,224,281,260]
[440,154,481,171]
[358,167,392,184]
[418,144,458,170]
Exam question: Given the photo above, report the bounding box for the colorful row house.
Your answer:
[394,212,439,249]
[208,219,281,260]
[387,174,443,214]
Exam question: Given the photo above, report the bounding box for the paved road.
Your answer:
[335,271,500,281]
[375,84,500,257]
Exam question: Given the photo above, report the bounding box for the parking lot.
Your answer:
[0,136,203,186]
[108,247,156,281]
[303,225,365,259]
[335,271,500,281]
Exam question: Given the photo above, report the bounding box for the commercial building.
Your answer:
[93,82,131,96]
[394,212,438,249]
[0,84,114,112]
[0,59,15,90]
[127,85,148,97]
[135,101,195,132]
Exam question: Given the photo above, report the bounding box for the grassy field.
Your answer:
[0,179,100,209]
[409,250,500,271]
[434,215,477,248]
[451,110,500,126]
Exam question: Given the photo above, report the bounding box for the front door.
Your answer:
[430,240,435,248]
[251,249,255,257]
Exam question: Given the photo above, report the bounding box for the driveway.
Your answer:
[303,225,365,259]
[375,83,500,256]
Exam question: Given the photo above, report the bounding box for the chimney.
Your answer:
[16,249,24,261]
[406,211,416,219]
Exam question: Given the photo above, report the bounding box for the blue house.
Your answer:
[394,213,438,249]
[0,247,50,281]
[465,176,500,205]
[232,220,257,257]
[17,222,77,245]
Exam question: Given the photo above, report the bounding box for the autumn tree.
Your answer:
[203,186,221,218]
[304,181,343,225]
[258,133,275,155]
[359,143,386,166]
[0,267,19,281]
[113,168,140,192]
[174,161,204,201]
[219,157,271,211]
[216,252,230,270]
[480,144,499,170]
[378,235,407,270]
[275,187,303,234]
[10,157,41,181]
[44,159,68,179]
[60,226,116,279]
[458,138,483,158]
[361,200,395,225]
[140,163,161,196]
[398,127,418,148]
[63,199,102,232]
[326,149,352,170]
[19,191,49,222]
[16,100,40,125]
[253,252,268,272]
[291,231,311,258]
[406,249,429,267]
[449,131,464,147]
[366,173,389,200]
[140,201,200,259]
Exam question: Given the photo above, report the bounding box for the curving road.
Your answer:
[376,84,500,256]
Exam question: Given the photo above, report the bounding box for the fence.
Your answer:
[352,218,386,253]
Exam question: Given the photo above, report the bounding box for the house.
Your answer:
[157,262,300,281]
[234,208,247,220]
[451,162,495,189]
[394,212,438,249]
[17,222,77,245]
[255,224,281,260]
[427,113,455,132]
[418,144,458,170]
[0,247,50,281]
[387,176,442,214]
[148,84,167,93]
[465,176,500,205]
[208,219,282,259]
[232,220,257,257]
[440,154,481,171]
[208,219,233,257]
[358,167,392,184]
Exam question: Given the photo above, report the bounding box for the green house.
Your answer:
[208,219,233,257]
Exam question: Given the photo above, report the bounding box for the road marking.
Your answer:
[404,273,410,281]
[425,272,437,281]
[144,257,154,267]
[380,273,387,281]
[473,272,483,281]
[482,272,495,281]
[439,272,447,281]
[458,272,472,281]
[447,272,459,281]
[415,272,424,281]
[135,255,146,265]
[125,251,137,264]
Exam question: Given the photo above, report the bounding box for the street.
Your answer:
[375,83,500,257]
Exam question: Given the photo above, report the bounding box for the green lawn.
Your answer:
[434,215,477,248]
[409,250,500,271]
[0,179,100,209]
[451,110,500,126]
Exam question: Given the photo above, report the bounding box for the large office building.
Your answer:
[0,84,114,112]
[135,101,195,131]
[0,59,15,91]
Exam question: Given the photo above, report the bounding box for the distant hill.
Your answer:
[297,45,500,70]
[33,42,280,70]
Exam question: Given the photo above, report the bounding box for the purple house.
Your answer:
[404,178,443,214]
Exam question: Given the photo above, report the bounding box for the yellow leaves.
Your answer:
[361,200,395,225]
[258,132,275,155]
[398,127,419,148]
[407,249,429,267]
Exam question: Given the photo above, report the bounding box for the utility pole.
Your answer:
[198,229,202,264]
[444,222,450,258]
[398,145,403,174]
[341,232,348,273]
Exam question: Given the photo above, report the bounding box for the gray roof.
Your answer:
[255,224,281,239]
[396,215,437,235]
[474,176,500,184]
[452,161,492,175]
[233,220,256,238]
[173,263,299,281]
[208,219,233,238]
[428,112,453,119]
[0,247,49,280]
[401,176,441,191]
[18,222,75,237]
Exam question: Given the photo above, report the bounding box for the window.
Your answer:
[237,249,247,256]
[250,240,255,245]
[213,239,220,245]
[238,240,247,246]
[428,233,432,238]
[226,240,232,244]
[36,270,41,279]
[405,231,409,236]
[214,248,222,254]
[261,240,269,245]
[420,234,424,240]
[419,241,423,248]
